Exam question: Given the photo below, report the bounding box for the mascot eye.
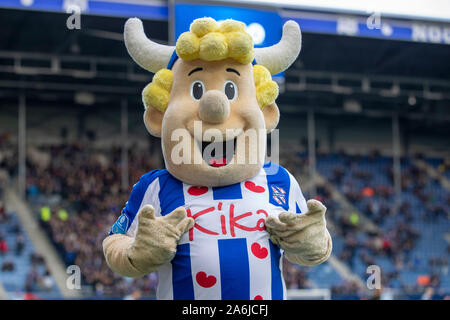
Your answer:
[223,81,238,101]
[190,81,205,100]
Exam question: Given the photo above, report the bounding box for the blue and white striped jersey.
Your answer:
[109,162,307,300]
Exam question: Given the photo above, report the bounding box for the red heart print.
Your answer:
[245,181,265,193]
[188,186,208,196]
[254,295,263,300]
[251,243,268,259]
[196,272,216,288]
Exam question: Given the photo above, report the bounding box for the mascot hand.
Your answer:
[103,205,193,278]
[128,205,194,274]
[265,199,332,266]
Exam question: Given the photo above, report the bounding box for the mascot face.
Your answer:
[154,57,276,187]
[124,17,301,187]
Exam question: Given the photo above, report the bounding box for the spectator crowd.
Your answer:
[1,182,55,298]
[1,132,449,299]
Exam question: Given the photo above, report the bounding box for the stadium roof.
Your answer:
[0,7,449,123]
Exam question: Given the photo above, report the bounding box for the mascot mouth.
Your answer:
[200,138,237,168]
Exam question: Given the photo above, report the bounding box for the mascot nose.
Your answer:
[198,90,230,124]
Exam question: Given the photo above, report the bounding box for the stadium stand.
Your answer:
[2,117,449,300]
[0,182,60,299]
[426,158,450,180]
[2,134,447,299]
[0,1,449,301]
[310,151,449,297]
[25,143,160,298]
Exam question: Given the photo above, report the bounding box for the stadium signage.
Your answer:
[0,0,168,20]
[1,0,449,45]
[284,10,450,45]
[411,23,450,44]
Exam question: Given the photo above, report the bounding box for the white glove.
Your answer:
[103,205,194,277]
[265,199,332,266]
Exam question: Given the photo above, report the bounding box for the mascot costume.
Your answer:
[103,17,332,300]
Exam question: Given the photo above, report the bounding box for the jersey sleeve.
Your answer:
[287,171,308,214]
[108,169,163,236]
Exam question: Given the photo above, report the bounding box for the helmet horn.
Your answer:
[254,20,302,75]
[124,18,175,73]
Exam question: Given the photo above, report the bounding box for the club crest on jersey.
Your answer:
[110,213,129,234]
[271,185,286,205]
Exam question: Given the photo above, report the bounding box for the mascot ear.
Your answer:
[143,105,164,137]
[262,102,280,133]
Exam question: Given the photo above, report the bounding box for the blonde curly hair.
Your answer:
[176,18,254,64]
[142,18,278,113]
